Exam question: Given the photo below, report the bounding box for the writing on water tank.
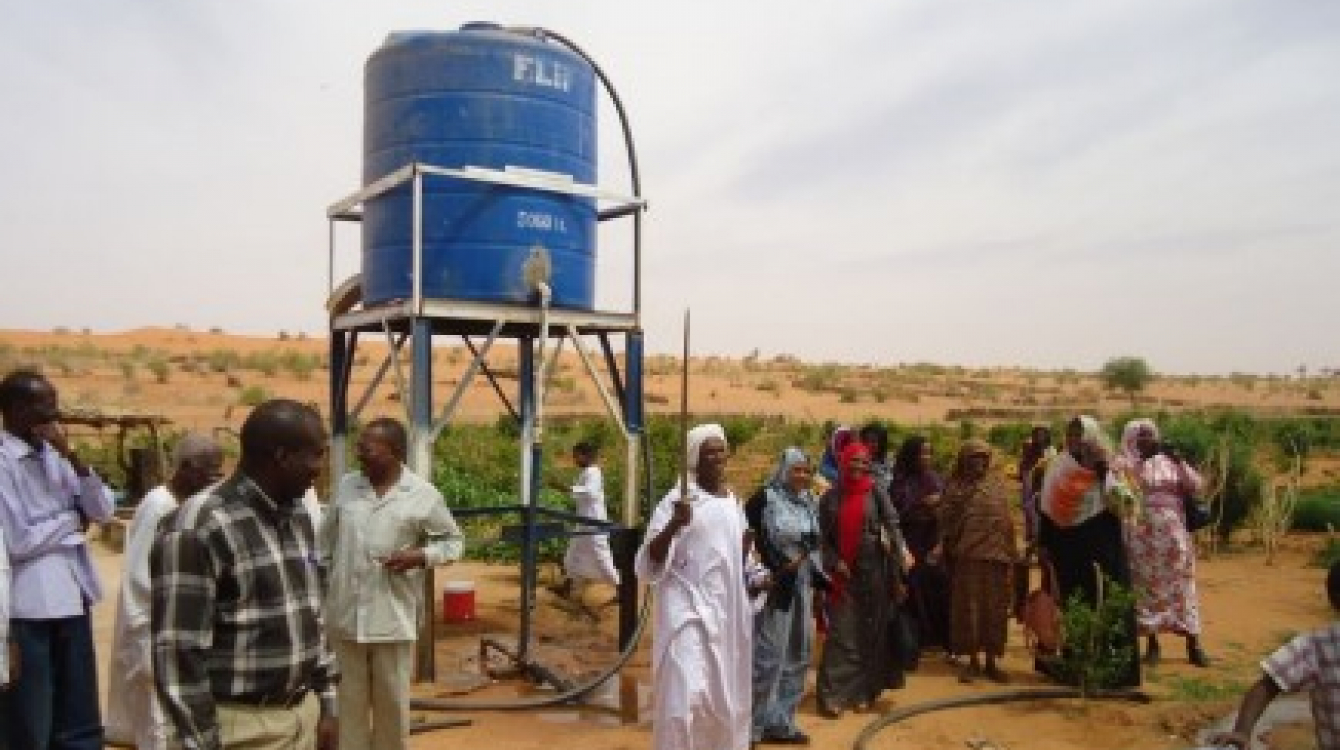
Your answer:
[513,54,572,92]
[518,211,568,233]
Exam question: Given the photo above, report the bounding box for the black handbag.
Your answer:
[1182,495,1212,532]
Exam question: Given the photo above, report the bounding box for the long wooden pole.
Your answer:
[679,309,691,502]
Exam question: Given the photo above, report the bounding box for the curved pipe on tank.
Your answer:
[508,26,646,316]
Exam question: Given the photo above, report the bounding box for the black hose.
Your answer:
[409,593,651,712]
[852,688,1150,750]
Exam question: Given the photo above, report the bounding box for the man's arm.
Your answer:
[151,527,222,750]
[0,474,80,563]
[1209,674,1281,749]
[421,489,464,566]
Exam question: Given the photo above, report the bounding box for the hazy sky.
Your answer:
[2,1,1337,375]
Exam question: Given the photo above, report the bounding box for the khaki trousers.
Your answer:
[217,692,319,750]
[332,638,413,750]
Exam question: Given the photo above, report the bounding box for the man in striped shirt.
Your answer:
[151,399,336,750]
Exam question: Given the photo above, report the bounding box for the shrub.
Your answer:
[146,358,170,384]
[1292,489,1340,532]
[238,386,270,406]
[1057,575,1136,696]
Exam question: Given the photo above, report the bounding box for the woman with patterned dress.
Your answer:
[938,439,1018,683]
[1116,418,1210,667]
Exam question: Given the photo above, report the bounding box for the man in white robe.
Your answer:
[105,434,223,749]
[553,441,618,599]
[636,423,752,750]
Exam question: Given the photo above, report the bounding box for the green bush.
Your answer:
[1058,575,1136,696]
[1292,489,1340,532]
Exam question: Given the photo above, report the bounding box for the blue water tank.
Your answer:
[362,24,597,308]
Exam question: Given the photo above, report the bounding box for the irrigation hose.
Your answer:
[851,688,1150,750]
[409,593,652,712]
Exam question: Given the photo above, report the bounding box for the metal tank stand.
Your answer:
[325,162,647,685]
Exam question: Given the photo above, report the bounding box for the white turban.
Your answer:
[687,423,727,470]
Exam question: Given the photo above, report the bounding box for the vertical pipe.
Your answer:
[411,168,424,315]
[411,317,436,681]
[621,330,644,526]
[329,330,350,491]
[619,332,646,650]
[517,338,538,663]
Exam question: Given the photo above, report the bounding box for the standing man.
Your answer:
[106,434,223,749]
[636,423,752,750]
[0,368,115,750]
[151,399,336,750]
[319,417,463,750]
[551,440,618,600]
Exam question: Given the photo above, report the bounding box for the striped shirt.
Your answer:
[151,474,335,750]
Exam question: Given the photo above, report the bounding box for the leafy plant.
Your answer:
[1057,572,1136,697]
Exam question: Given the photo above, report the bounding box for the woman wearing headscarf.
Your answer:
[818,425,856,486]
[750,448,821,745]
[888,435,949,654]
[1116,418,1210,667]
[1036,415,1141,688]
[938,440,1018,683]
[817,442,906,718]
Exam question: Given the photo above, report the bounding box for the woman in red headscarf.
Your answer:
[816,442,907,718]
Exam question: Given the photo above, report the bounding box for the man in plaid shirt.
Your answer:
[151,400,337,750]
[1212,560,1340,750]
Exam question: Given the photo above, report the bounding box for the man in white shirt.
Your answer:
[318,418,463,750]
[106,434,223,749]
[635,423,753,750]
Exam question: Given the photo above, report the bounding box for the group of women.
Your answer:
[746,415,1210,744]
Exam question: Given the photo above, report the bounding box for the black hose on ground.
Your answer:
[409,593,651,712]
[851,688,1150,750]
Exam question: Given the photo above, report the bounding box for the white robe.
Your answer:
[635,484,752,750]
[106,486,178,749]
[563,465,619,585]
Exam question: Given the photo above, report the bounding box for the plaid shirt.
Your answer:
[151,474,336,750]
[1262,622,1340,750]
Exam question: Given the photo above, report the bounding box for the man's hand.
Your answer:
[316,715,338,750]
[381,549,426,573]
[33,421,71,456]
[670,499,693,531]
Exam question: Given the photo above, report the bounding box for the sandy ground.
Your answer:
[88,533,1333,750]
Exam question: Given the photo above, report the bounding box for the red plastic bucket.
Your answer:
[442,580,476,623]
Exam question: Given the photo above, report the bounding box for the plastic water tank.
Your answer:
[362,24,597,308]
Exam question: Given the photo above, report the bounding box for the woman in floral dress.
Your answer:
[1117,418,1210,667]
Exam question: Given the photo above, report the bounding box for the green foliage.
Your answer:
[238,385,270,407]
[1293,488,1340,532]
[146,358,170,384]
[1100,357,1155,401]
[1161,675,1245,703]
[1057,574,1136,696]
